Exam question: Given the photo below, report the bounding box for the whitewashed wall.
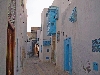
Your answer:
[39,8,51,62]
[14,0,27,75]
[37,30,40,44]
[61,0,100,75]
[0,0,7,75]
[50,0,100,75]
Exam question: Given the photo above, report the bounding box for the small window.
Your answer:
[46,13,48,17]
[37,38,39,41]
[41,45,42,53]
[63,32,64,36]
[47,49,49,52]
[46,57,49,59]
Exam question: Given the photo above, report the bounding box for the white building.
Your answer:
[61,0,100,75]
[39,8,51,62]
[37,30,41,44]
[27,40,33,58]
[46,0,100,75]
[0,0,27,75]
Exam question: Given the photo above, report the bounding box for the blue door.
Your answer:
[64,37,72,75]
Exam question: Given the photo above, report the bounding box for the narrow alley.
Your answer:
[21,55,68,75]
[0,0,100,75]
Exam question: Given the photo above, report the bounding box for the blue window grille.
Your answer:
[92,38,100,52]
[46,6,59,36]
[69,7,77,23]
[43,40,51,46]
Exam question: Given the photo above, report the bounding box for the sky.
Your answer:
[26,0,54,32]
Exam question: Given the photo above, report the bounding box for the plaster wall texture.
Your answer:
[0,0,7,75]
[51,0,61,69]
[37,30,41,44]
[39,31,43,62]
[39,8,46,62]
[56,0,72,71]
[0,0,27,75]
[14,0,27,75]
[60,0,100,75]
[51,0,100,75]
[39,8,51,62]
[51,0,71,70]
[27,41,32,52]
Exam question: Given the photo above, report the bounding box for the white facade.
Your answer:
[62,0,100,75]
[39,8,51,62]
[0,0,27,75]
[27,40,32,58]
[37,30,41,44]
[27,41,32,53]
[14,0,27,75]
[0,1,7,75]
[50,0,100,75]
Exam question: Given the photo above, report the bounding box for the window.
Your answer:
[37,38,39,41]
[47,49,49,52]
[41,45,42,53]
[46,57,49,59]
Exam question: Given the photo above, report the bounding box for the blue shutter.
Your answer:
[46,6,59,36]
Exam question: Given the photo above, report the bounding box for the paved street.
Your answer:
[21,55,69,75]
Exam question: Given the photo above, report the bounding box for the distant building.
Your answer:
[37,30,41,44]
[31,27,41,40]
[27,32,31,40]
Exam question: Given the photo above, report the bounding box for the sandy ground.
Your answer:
[21,55,69,75]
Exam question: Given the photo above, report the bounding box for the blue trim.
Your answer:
[69,7,77,23]
[93,62,98,71]
[92,38,100,52]
[64,37,72,75]
[46,6,59,36]
[43,40,51,46]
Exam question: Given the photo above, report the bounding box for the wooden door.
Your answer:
[6,22,15,75]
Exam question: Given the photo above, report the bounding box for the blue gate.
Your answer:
[64,37,72,75]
